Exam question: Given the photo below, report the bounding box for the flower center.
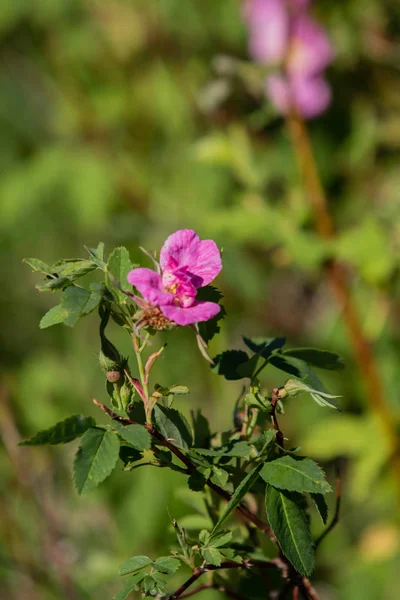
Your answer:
[165,283,179,294]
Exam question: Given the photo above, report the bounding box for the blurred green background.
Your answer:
[1,1,400,599]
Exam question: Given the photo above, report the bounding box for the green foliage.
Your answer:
[153,404,193,450]
[40,284,104,328]
[212,464,263,533]
[260,456,332,494]
[20,415,96,446]
[212,350,251,380]
[113,422,151,450]
[311,493,329,525]
[73,428,120,495]
[196,286,226,343]
[265,485,315,577]
[119,556,152,576]
[282,348,344,371]
[105,246,134,304]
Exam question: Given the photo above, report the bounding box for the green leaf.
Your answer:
[191,410,211,448]
[212,350,250,380]
[40,304,70,329]
[243,336,286,359]
[252,429,276,454]
[106,247,134,304]
[211,467,229,487]
[115,572,146,600]
[212,464,263,533]
[20,415,96,446]
[260,456,332,494]
[52,259,97,281]
[74,428,120,495]
[208,530,233,548]
[85,243,106,269]
[119,556,152,576]
[23,257,51,274]
[197,286,226,344]
[119,446,143,466]
[153,404,193,450]
[284,379,341,410]
[201,547,222,566]
[153,557,181,575]
[265,485,315,577]
[236,353,260,378]
[283,348,344,371]
[113,423,151,450]
[310,493,329,525]
[188,470,207,491]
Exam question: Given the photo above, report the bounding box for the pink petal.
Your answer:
[266,74,331,119]
[160,230,222,287]
[244,0,289,64]
[190,239,222,286]
[127,268,173,306]
[161,301,221,326]
[289,15,333,76]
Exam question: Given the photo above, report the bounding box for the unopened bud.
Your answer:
[120,379,134,408]
[106,370,121,383]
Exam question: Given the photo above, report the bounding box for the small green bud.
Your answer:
[120,379,134,408]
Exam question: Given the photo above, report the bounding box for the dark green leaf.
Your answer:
[113,423,151,450]
[119,446,143,466]
[283,348,344,371]
[20,415,95,446]
[269,354,306,378]
[310,493,329,525]
[153,405,193,450]
[153,557,181,575]
[188,470,207,491]
[243,337,286,359]
[265,485,315,577]
[236,353,260,378]
[106,247,134,304]
[115,572,146,600]
[74,428,120,495]
[260,456,332,494]
[197,286,226,343]
[191,410,211,448]
[212,464,263,533]
[212,350,250,380]
[252,429,276,454]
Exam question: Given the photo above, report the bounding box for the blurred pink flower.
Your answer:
[267,73,331,119]
[127,230,222,327]
[243,0,333,119]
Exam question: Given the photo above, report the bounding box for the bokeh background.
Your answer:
[1,1,400,599]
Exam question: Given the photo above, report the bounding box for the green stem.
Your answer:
[131,334,151,422]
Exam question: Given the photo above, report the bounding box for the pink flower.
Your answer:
[243,0,333,119]
[266,73,331,119]
[127,230,222,327]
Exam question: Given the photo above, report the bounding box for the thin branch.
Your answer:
[167,560,279,600]
[315,465,341,549]
[92,399,275,539]
[93,399,320,600]
[286,111,400,501]
[178,583,247,600]
[271,388,284,449]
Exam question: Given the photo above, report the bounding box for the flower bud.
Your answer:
[120,379,134,408]
[106,370,121,383]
